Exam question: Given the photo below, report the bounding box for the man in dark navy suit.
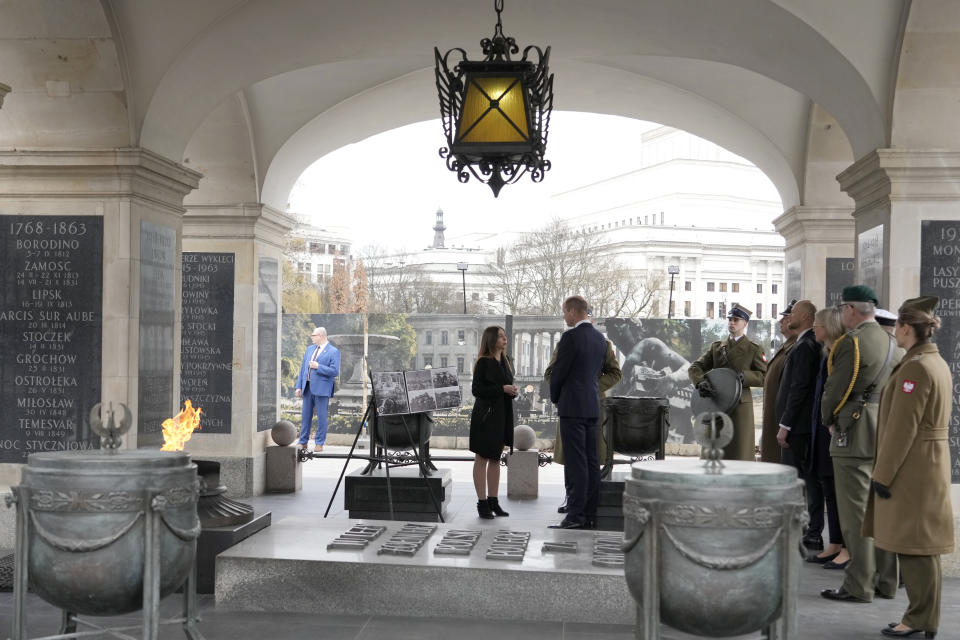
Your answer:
[295,327,341,452]
[549,295,608,529]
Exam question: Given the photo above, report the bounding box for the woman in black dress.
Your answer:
[470,326,518,519]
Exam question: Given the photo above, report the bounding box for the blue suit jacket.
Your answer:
[296,343,340,397]
[549,322,607,418]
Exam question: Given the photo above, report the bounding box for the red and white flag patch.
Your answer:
[902,380,916,394]
[761,353,767,362]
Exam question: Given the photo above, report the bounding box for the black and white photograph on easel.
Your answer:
[430,367,461,410]
[371,371,409,416]
[403,369,433,392]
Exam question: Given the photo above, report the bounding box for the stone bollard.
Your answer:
[265,445,302,493]
[507,450,539,499]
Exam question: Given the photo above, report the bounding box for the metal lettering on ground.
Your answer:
[434,529,482,555]
[592,532,624,568]
[377,523,437,556]
[485,529,531,561]
[326,524,387,551]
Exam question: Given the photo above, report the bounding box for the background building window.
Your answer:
[440,356,448,368]
[426,331,432,345]
[756,303,762,319]
[457,357,464,373]
[423,356,433,368]
[471,292,479,300]
[772,284,779,294]
[684,301,691,317]
[718,302,727,318]
[441,331,449,345]
[706,301,715,318]
[772,303,778,316]
[720,282,727,293]
[457,329,465,343]
[487,292,495,301]
[757,283,763,294]
[707,282,715,292]
[732,283,739,293]
[684,281,692,291]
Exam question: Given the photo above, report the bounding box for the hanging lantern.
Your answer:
[434,0,554,197]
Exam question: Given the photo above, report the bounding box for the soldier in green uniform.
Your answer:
[820,285,900,604]
[865,296,954,638]
[688,303,767,461]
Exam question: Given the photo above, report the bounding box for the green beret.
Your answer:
[841,285,878,305]
[898,296,938,315]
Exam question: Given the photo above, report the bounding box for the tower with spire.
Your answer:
[432,208,446,248]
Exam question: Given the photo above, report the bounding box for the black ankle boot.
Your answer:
[488,496,509,517]
[477,500,495,519]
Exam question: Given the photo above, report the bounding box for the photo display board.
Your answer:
[372,367,462,416]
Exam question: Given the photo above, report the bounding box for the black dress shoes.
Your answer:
[548,519,586,529]
[823,559,849,570]
[802,535,824,551]
[805,551,840,564]
[820,587,869,603]
[881,626,935,638]
[874,589,896,600]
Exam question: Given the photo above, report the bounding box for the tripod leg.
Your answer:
[324,402,372,518]
[400,415,444,523]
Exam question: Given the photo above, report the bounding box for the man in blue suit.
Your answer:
[295,327,340,452]
[549,295,608,529]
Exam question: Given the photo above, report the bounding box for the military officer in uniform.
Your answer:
[688,303,767,461]
[820,285,900,604]
[865,296,954,638]
[761,300,797,463]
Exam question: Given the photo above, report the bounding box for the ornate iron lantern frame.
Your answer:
[434,0,554,196]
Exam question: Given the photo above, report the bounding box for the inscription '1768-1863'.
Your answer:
[921,221,960,483]
[0,216,103,462]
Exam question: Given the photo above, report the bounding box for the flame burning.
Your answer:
[161,399,203,451]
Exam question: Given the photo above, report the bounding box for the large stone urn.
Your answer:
[622,459,805,639]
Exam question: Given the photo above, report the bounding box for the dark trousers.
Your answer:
[781,433,824,537]
[559,416,599,525]
[817,472,843,545]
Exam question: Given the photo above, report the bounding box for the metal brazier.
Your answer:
[15,449,200,615]
[622,459,805,639]
[605,396,668,457]
[371,411,433,450]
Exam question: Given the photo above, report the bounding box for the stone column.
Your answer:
[773,206,855,309]
[0,149,201,485]
[181,204,296,497]
[838,149,960,576]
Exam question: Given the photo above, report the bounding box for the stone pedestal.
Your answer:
[507,450,539,499]
[596,472,628,532]
[344,467,452,521]
[265,445,301,493]
[180,204,296,497]
[0,149,200,481]
[197,511,271,594]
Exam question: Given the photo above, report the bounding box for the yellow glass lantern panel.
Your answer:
[456,76,530,144]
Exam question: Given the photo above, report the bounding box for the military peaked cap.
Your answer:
[875,308,897,326]
[841,284,879,305]
[727,303,751,321]
[781,299,797,316]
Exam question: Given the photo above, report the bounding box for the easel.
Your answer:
[315,391,446,522]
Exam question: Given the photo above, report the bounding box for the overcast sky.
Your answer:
[288,112,664,252]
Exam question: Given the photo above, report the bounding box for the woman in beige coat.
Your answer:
[865,296,954,639]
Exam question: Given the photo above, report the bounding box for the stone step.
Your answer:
[216,516,634,625]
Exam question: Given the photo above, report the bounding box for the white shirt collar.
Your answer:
[574,319,591,328]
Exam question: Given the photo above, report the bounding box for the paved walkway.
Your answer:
[2,446,958,639]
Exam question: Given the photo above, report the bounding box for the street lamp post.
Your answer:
[457,262,468,314]
[667,264,680,319]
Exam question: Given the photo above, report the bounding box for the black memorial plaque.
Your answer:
[180,252,234,434]
[0,216,102,462]
[825,257,855,309]
[858,225,884,302]
[920,221,960,483]
[257,258,279,431]
[137,221,177,444]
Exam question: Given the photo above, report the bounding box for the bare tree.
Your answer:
[495,218,662,318]
[328,262,351,313]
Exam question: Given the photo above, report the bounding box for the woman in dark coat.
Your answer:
[470,326,517,519]
[808,307,848,566]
